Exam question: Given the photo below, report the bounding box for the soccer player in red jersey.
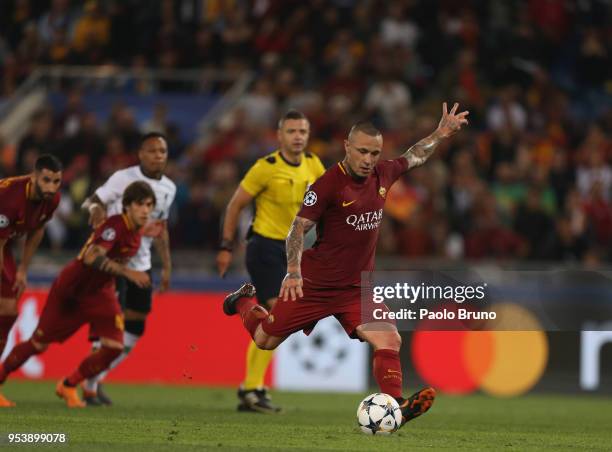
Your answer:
[224,103,469,428]
[0,155,63,359]
[0,181,155,407]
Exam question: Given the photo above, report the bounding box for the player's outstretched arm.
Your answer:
[402,102,469,169]
[280,216,315,301]
[216,186,254,277]
[13,226,45,299]
[82,194,107,228]
[83,244,150,288]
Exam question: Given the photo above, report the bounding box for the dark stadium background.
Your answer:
[0,0,611,398]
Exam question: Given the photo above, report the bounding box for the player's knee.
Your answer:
[0,299,18,316]
[125,319,146,337]
[372,331,401,351]
[254,336,276,350]
[100,337,124,351]
[30,339,48,352]
[388,331,402,350]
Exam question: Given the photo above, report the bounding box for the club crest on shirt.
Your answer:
[303,190,317,206]
[102,227,116,241]
[379,187,387,198]
[0,214,8,228]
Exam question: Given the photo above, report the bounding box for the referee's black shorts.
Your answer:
[245,233,287,306]
[116,269,153,314]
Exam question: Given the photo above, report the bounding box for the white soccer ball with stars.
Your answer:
[356,392,402,435]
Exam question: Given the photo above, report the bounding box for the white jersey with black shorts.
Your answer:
[95,165,176,312]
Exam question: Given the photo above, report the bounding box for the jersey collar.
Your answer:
[122,213,135,231]
[278,150,302,167]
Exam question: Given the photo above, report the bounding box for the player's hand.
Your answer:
[216,250,232,278]
[436,102,469,138]
[279,272,303,301]
[88,204,107,229]
[125,269,151,289]
[13,268,27,300]
[142,220,164,238]
[158,267,171,293]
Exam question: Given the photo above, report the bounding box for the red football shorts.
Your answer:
[262,285,395,339]
[0,246,17,298]
[33,279,124,344]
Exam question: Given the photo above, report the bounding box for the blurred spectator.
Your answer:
[16,109,54,174]
[0,0,610,263]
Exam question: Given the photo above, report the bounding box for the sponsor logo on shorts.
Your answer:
[102,228,116,241]
[267,314,275,324]
[0,214,9,228]
[303,191,317,206]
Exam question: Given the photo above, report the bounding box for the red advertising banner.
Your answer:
[6,290,270,386]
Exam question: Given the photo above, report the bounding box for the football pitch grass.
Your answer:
[0,381,611,451]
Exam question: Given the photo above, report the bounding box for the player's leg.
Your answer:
[0,338,48,407]
[239,236,286,413]
[0,249,19,357]
[83,273,150,405]
[0,284,77,407]
[356,322,435,427]
[61,308,125,408]
[223,283,286,350]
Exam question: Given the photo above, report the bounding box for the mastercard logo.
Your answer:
[411,303,548,396]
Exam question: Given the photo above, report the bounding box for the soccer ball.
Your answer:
[356,393,402,435]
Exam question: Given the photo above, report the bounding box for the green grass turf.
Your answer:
[0,381,610,451]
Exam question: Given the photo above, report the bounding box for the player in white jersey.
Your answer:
[80,132,176,405]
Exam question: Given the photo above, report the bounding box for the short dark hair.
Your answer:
[140,132,167,148]
[278,110,308,129]
[122,181,156,208]
[35,154,63,173]
[348,121,382,140]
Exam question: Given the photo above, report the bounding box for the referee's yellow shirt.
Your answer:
[240,150,325,240]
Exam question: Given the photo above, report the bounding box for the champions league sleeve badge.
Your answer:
[102,227,117,241]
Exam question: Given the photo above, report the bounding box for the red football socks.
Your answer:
[373,348,403,398]
[65,347,122,386]
[0,315,17,357]
[236,298,268,338]
[0,339,39,384]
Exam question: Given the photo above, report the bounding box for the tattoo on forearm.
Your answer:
[403,130,444,169]
[91,255,123,276]
[286,217,315,271]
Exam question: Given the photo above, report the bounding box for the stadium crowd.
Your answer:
[0,0,611,263]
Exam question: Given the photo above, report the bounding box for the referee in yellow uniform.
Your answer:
[216,110,325,413]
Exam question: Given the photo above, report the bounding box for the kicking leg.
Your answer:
[357,322,435,427]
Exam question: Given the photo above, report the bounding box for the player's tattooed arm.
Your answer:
[286,216,316,274]
[153,221,171,292]
[280,216,316,301]
[83,244,150,288]
[82,194,107,228]
[402,102,469,169]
